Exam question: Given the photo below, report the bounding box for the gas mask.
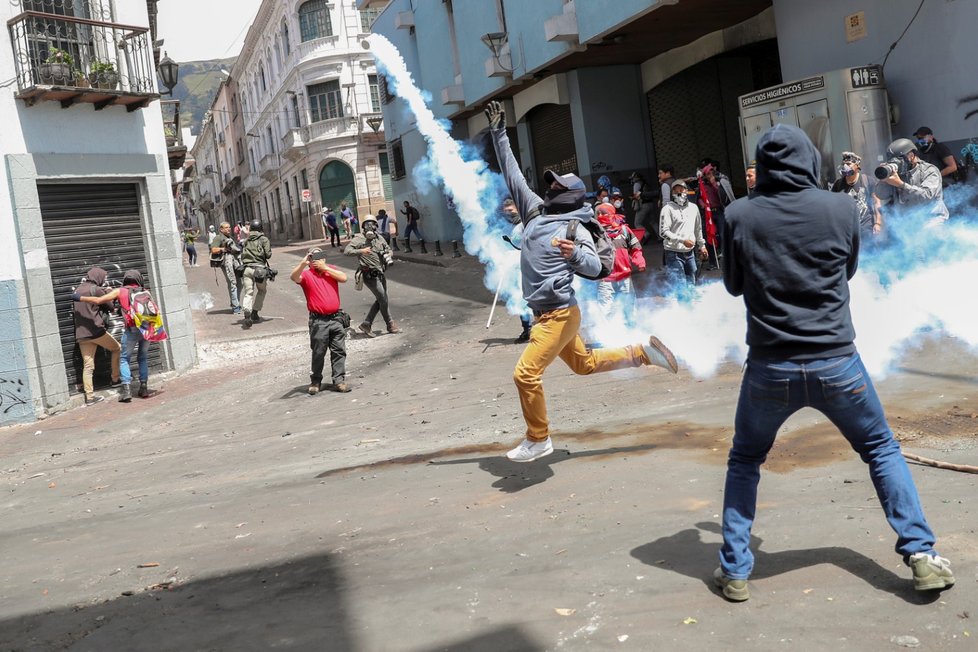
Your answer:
[916,138,932,152]
[673,191,688,207]
[363,223,378,240]
[839,164,856,177]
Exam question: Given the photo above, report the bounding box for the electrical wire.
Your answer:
[880,0,926,72]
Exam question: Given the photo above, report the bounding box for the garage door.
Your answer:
[528,103,577,192]
[38,183,165,394]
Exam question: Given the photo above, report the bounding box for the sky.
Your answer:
[156,0,265,63]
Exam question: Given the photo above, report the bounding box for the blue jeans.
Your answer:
[404,222,424,243]
[720,353,937,579]
[664,249,697,287]
[120,327,148,384]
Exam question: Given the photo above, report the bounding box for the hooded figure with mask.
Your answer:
[485,100,679,463]
[73,270,154,402]
[715,123,953,603]
[71,267,122,405]
[344,214,400,337]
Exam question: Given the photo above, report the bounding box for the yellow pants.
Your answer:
[514,305,649,441]
[78,332,121,396]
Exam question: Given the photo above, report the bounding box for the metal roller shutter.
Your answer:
[38,183,166,394]
[528,104,577,192]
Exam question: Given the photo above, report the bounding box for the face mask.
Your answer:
[916,138,931,151]
[840,164,855,177]
[673,192,688,207]
[613,200,622,209]
[696,170,703,179]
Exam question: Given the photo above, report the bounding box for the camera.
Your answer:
[874,158,906,180]
[267,267,279,282]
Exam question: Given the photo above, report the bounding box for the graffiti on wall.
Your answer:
[0,377,29,416]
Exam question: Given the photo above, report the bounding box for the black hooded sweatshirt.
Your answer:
[722,124,859,360]
[74,267,111,340]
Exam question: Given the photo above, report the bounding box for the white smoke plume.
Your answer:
[367,33,978,378]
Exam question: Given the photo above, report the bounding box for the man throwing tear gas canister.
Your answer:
[344,214,400,337]
[485,100,679,463]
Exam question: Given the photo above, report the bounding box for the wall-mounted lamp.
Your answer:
[481,32,518,74]
[366,116,383,133]
[157,52,179,96]
[480,32,508,58]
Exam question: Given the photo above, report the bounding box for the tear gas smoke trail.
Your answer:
[365,34,524,317]
[367,34,978,379]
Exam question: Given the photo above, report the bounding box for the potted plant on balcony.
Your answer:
[39,48,74,85]
[164,124,177,147]
[88,60,119,90]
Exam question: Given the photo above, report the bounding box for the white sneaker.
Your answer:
[643,336,679,374]
[506,437,554,462]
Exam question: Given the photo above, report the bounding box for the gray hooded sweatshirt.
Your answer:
[489,128,600,313]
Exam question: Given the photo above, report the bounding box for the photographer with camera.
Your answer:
[874,138,948,227]
[292,247,351,394]
[344,214,400,337]
[210,222,242,315]
[240,219,273,326]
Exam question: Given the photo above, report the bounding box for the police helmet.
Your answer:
[249,219,263,232]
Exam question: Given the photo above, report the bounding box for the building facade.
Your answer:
[205,0,394,243]
[364,0,977,238]
[1,0,196,425]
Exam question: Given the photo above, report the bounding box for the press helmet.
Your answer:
[249,219,263,232]
[887,138,917,159]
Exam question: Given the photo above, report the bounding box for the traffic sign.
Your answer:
[301,189,312,202]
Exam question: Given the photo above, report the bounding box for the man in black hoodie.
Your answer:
[715,124,953,602]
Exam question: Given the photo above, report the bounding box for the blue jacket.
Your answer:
[489,127,600,312]
[723,123,859,360]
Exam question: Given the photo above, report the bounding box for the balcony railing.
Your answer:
[259,153,279,182]
[281,127,307,162]
[7,9,158,111]
[306,117,355,142]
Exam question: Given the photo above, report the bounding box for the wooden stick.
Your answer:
[903,452,978,474]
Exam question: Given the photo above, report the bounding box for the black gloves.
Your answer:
[485,100,505,131]
[71,291,81,302]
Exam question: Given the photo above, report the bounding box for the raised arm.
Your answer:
[73,287,121,304]
[485,101,543,224]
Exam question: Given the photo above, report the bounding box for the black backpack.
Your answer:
[565,219,615,280]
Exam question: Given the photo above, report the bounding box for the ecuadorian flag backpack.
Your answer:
[119,286,168,342]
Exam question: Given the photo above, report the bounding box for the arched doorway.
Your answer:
[318,160,358,218]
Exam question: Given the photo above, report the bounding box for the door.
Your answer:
[527,103,577,192]
[798,99,833,187]
[37,182,165,394]
[742,113,772,165]
[318,161,357,217]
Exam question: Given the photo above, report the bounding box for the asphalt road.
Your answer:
[1,242,976,651]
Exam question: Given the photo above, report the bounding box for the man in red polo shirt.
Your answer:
[291,247,351,394]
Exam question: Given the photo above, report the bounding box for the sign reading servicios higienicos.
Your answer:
[740,76,826,109]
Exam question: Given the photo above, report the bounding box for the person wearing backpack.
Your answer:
[485,100,679,463]
[594,203,646,309]
[240,219,272,325]
[73,270,156,402]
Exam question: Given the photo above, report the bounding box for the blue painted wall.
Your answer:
[772,0,978,144]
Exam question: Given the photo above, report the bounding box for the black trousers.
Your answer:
[309,314,346,384]
[363,273,392,326]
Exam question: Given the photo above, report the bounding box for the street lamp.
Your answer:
[158,52,179,96]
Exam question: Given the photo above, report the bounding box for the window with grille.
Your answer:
[308,80,344,122]
[368,74,380,112]
[379,74,394,104]
[360,7,382,33]
[299,0,332,42]
[390,139,406,180]
[282,21,291,55]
